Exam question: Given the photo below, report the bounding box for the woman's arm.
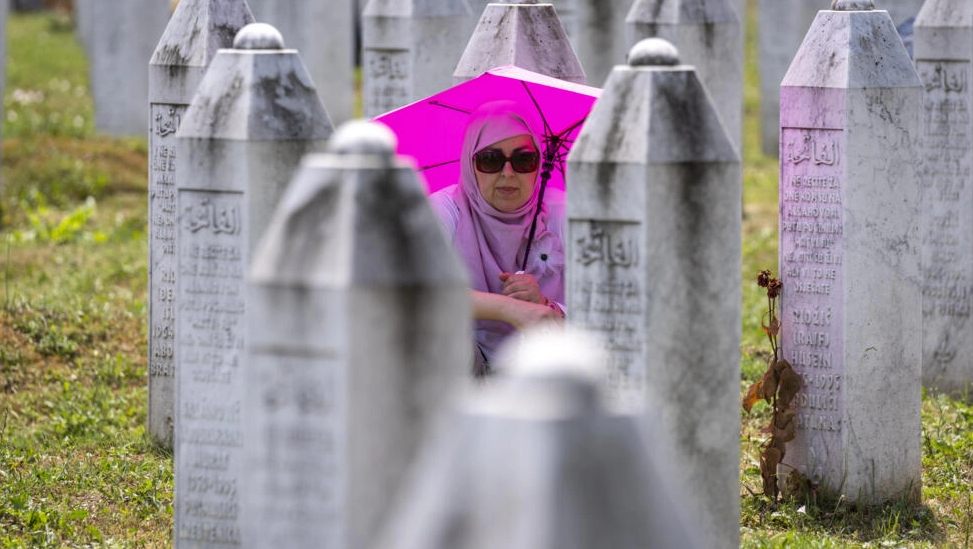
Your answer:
[471,289,562,330]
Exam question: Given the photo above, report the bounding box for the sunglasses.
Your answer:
[473,149,540,174]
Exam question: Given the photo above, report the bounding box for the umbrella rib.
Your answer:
[520,81,553,137]
[428,100,471,114]
[557,116,587,139]
[418,158,459,172]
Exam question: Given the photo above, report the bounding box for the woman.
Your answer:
[429,101,565,375]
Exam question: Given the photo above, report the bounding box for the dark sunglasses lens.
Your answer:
[511,151,539,173]
[475,151,505,173]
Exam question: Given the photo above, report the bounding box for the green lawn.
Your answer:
[0,5,971,549]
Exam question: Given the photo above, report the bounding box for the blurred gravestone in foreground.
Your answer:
[374,326,700,549]
[242,120,470,548]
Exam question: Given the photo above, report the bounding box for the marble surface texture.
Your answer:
[146,0,256,450]
[453,3,586,85]
[173,30,331,548]
[244,122,469,549]
[778,7,922,504]
[567,44,741,549]
[913,0,973,397]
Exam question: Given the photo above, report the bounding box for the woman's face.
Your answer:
[473,134,539,213]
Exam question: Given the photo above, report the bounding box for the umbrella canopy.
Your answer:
[373,65,602,195]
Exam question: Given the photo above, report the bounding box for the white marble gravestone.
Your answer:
[173,23,332,548]
[147,0,255,450]
[778,2,922,503]
[88,0,170,136]
[757,0,822,156]
[566,38,741,549]
[361,0,475,117]
[626,0,743,153]
[374,327,701,549]
[569,0,632,87]
[247,0,354,124]
[878,0,923,25]
[454,1,586,85]
[914,0,973,395]
[243,120,470,549]
[758,0,922,156]
[74,0,95,55]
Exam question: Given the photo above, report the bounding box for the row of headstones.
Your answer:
[149,0,742,443]
[72,0,938,156]
[147,0,750,448]
[144,0,973,548]
[149,3,743,548]
[76,0,748,138]
[166,27,740,549]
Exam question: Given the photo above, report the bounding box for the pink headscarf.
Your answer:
[443,101,565,361]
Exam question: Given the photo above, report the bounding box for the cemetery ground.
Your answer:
[0,8,971,549]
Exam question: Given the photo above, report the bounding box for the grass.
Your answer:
[0,3,971,548]
[1,12,170,549]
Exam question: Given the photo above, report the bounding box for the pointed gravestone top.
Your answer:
[782,7,921,89]
[149,0,256,69]
[454,2,586,84]
[178,23,332,141]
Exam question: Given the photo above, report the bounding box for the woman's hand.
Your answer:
[504,300,562,330]
[498,271,544,304]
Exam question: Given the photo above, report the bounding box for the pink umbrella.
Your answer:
[373,65,602,196]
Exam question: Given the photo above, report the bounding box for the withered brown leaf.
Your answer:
[777,365,802,408]
[761,366,778,403]
[760,447,782,496]
[742,381,764,413]
[767,316,780,337]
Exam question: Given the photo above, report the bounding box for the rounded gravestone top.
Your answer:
[233,23,285,50]
[328,120,398,155]
[628,38,680,67]
[830,0,874,10]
